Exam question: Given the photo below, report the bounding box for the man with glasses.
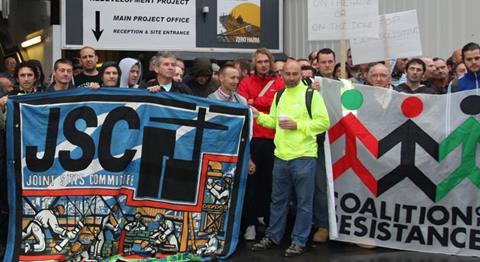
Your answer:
[368,63,393,89]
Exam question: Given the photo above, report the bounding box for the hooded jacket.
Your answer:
[453,70,480,92]
[119,58,142,88]
[187,57,219,97]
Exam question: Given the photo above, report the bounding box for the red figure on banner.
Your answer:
[328,88,379,196]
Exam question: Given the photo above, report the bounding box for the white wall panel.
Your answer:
[284,0,480,60]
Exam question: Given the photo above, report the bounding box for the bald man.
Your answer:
[367,63,392,89]
[452,48,462,64]
[208,63,256,175]
[208,64,246,104]
[74,46,102,88]
[0,77,14,96]
[421,57,436,82]
[251,60,330,257]
[0,57,17,85]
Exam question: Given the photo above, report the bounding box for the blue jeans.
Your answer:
[265,157,316,246]
[313,142,329,229]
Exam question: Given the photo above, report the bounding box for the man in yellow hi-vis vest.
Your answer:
[250,60,330,257]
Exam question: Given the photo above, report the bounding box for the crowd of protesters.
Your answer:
[0,41,479,258]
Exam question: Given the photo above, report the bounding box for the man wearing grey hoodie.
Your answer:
[119,58,142,88]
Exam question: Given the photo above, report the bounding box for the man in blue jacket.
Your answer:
[450,42,480,92]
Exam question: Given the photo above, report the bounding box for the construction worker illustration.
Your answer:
[22,205,76,253]
[145,214,178,254]
[196,229,219,256]
[206,174,232,205]
[124,212,146,232]
[146,213,179,253]
[93,204,121,258]
[207,168,235,205]
[68,241,89,262]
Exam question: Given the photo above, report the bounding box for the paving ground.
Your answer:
[228,239,479,262]
[226,213,479,262]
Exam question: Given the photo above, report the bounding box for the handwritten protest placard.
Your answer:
[350,10,422,65]
[308,0,379,40]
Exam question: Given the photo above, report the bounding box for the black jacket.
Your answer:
[143,78,192,95]
[394,83,437,94]
[186,57,219,97]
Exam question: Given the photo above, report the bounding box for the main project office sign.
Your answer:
[61,0,282,52]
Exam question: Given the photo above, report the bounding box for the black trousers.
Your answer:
[0,130,7,258]
[243,138,275,227]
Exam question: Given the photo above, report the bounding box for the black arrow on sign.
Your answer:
[92,11,104,41]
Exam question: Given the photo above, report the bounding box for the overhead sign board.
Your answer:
[61,0,282,52]
[82,0,196,50]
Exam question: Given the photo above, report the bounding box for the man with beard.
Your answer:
[450,42,480,92]
[251,60,329,257]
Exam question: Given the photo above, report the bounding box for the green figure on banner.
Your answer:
[436,95,480,201]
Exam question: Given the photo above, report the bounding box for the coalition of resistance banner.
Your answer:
[322,79,480,257]
[4,88,250,261]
